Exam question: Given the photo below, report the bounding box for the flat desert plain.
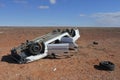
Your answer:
[0,27,120,80]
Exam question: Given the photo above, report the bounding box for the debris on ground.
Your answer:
[93,41,98,45]
[94,61,115,71]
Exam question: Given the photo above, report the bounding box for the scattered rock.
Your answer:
[53,68,57,71]
[93,41,98,45]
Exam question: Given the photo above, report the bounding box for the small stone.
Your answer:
[53,68,57,71]
[93,41,98,45]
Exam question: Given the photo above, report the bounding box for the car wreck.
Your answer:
[10,28,80,64]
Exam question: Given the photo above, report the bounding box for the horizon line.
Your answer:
[0,26,120,28]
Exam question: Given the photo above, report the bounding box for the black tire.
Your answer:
[28,42,44,55]
[99,61,115,71]
[70,29,75,37]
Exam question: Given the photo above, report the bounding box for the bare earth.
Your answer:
[0,27,120,80]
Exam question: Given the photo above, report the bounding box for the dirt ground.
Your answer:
[0,27,120,80]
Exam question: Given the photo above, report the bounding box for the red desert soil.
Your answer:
[0,27,120,80]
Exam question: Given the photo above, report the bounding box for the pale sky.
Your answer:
[0,0,120,27]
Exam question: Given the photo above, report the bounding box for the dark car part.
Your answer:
[99,61,115,71]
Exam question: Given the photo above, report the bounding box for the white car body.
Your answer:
[11,28,80,63]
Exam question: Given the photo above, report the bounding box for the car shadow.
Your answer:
[1,54,18,64]
[43,56,61,59]
[1,54,71,64]
[43,54,71,60]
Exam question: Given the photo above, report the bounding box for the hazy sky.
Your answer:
[0,0,120,27]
